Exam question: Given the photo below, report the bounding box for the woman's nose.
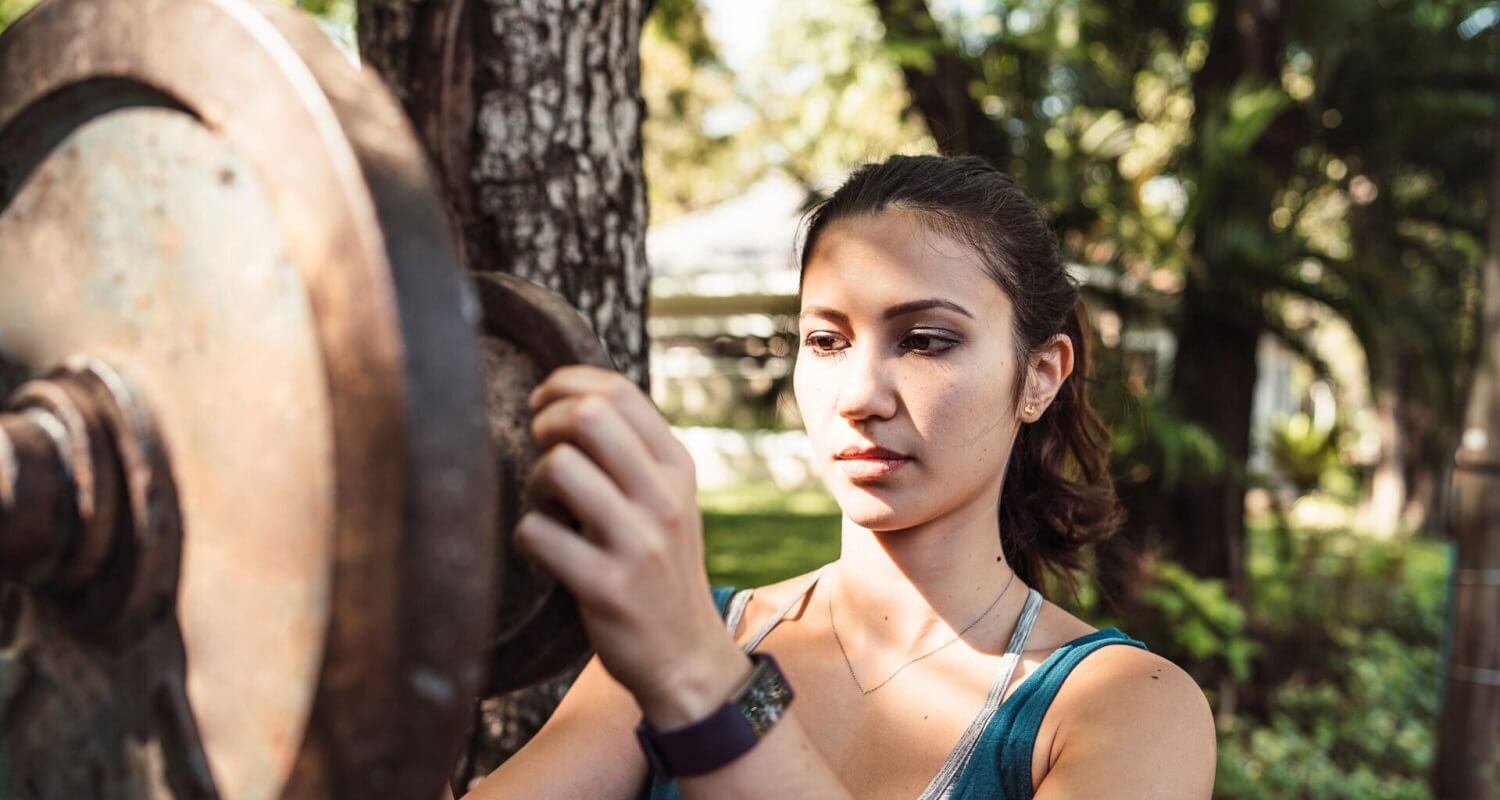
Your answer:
[834,344,897,421]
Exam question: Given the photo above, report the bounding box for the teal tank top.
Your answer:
[642,577,1148,800]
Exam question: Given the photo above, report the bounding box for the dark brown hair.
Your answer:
[797,154,1122,594]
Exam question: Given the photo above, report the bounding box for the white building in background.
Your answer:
[648,172,808,301]
[647,172,817,492]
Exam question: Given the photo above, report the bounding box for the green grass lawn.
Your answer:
[703,511,840,589]
[699,483,840,589]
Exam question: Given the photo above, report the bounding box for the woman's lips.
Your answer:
[835,455,911,481]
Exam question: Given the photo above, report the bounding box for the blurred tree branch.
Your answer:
[869,0,1009,158]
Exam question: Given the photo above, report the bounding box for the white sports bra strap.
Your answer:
[735,562,834,653]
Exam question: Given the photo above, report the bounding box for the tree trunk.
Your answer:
[1134,2,1305,711]
[1156,0,1297,597]
[1433,31,1500,800]
[1349,181,1412,536]
[356,0,651,794]
[1162,280,1258,599]
[1359,379,1407,534]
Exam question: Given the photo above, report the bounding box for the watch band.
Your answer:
[635,652,794,778]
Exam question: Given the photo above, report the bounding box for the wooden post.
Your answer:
[1433,31,1500,800]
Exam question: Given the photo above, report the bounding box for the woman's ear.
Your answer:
[1022,334,1075,421]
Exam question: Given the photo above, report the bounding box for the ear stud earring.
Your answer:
[1023,402,1037,417]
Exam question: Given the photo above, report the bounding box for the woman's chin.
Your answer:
[822,463,930,524]
[832,488,918,530]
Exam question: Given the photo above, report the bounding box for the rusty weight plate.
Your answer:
[0,0,495,798]
[472,273,605,695]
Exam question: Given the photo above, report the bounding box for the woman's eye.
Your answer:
[803,333,845,356]
[902,332,957,355]
[804,330,954,355]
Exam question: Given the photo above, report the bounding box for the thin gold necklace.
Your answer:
[828,570,1018,695]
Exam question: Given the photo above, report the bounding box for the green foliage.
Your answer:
[290,0,350,18]
[641,1,757,222]
[745,0,935,183]
[0,0,40,31]
[1267,410,1342,495]
[1106,394,1230,487]
[1246,519,1449,649]
[641,0,934,221]
[1215,83,1295,158]
[648,0,718,66]
[1139,561,1257,683]
[1214,520,1448,798]
[1216,630,1441,799]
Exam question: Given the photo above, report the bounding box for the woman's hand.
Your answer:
[517,365,750,728]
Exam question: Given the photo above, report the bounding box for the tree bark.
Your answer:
[356,0,651,793]
[1433,29,1500,800]
[358,0,651,388]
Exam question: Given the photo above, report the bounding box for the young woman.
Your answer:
[466,155,1216,799]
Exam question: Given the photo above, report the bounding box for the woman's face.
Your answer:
[794,209,1026,532]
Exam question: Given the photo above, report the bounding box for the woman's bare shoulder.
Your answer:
[1033,598,1213,741]
[1035,635,1216,798]
[1050,642,1209,720]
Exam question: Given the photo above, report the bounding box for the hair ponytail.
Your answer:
[999,300,1122,595]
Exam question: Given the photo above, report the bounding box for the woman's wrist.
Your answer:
[635,639,754,730]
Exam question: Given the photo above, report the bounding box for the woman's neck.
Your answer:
[829,492,1026,656]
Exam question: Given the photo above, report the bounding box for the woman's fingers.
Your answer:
[529,394,679,512]
[513,509,616,607]
[528,366,692,472]
[523,443,650,554]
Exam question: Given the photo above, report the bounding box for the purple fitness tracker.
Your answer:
[635,652,795,778]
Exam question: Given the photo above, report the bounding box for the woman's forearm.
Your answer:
[675,710,853,800]
[635,642,854,800]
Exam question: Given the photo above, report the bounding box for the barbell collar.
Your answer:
[6,374,126,594]
[0,407,79,585]
[0,360,178,641]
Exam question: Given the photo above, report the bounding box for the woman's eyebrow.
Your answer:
[797,298,975,324]
[884,298,976,320]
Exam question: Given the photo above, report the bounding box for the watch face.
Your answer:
[740,656,794,738]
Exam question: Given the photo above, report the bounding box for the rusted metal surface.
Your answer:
[4,366,126,602]
[471,273,605,695]
[0,360,207,797]
[0,360,178,642]
[0,0,496,797]
[0,407,74,587]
